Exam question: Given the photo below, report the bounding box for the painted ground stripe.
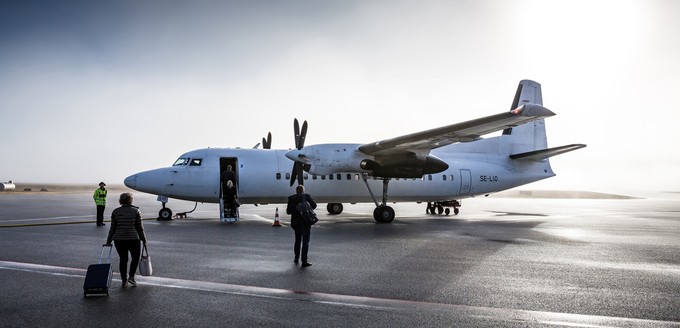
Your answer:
[1,260,678,327]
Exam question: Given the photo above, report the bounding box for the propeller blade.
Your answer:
[289,118,309,186]
[290,162,300,187]
[293,119,300,149]
[262,132,272,149]
[298,120,308,150]
[297,167,304,185]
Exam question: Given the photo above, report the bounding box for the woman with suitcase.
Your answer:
[105,192,147,287]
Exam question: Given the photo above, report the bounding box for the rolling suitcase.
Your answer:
[83,245,113,296]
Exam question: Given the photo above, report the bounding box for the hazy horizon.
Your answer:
[2,0,679,193]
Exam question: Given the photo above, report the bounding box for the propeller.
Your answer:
[262,132,272,149]
[290,118,308,186]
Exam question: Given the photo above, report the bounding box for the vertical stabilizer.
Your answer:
[502,80,548,154]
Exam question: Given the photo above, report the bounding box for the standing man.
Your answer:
[93,182,107,226]
[286,185,317,267]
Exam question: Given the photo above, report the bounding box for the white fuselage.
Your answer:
[124,137,555,205]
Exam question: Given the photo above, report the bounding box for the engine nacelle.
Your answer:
[291,144,449,178]
[364,155,449,178]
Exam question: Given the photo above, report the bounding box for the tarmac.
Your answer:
[1,189,680,327]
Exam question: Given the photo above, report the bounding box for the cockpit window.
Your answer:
[189,158,202,166]
[173,158,189,166]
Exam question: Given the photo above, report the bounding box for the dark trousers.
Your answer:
[293,225,311,262]
[96,205,105,224]
[114,240,141,282]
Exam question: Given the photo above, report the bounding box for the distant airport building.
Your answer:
[1,180,16,191]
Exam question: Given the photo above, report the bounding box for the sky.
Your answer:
[1,0,679,193]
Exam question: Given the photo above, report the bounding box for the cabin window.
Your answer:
[276,173,281,180]
[312,175,317,180]
[173,158,189,166]
[449,175,454,181]
[442,175,447,181]
[337,174,342,180]
[347,174,352,180]
[285,173,291,180]
[321,175,326,180]
[428,175,432,181]
[189,158,202,166]
[329,174,334,180]
[304,173,309,180]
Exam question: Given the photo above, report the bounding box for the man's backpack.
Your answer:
[296,199,318,225]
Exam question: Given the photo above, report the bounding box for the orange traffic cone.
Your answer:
[272,207,281,227]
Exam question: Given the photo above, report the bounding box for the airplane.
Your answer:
[124,80,585,223]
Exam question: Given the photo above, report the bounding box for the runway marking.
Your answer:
[0,217,159,228]
[1,260,679,327]
[0,215,93,223]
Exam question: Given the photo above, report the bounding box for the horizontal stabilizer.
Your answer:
[510,144,586,161]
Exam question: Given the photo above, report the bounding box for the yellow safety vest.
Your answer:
[93,188,107,206]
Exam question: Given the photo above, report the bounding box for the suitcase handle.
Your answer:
[99,244,113,264]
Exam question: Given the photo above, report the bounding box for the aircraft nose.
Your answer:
[124,174,137,189]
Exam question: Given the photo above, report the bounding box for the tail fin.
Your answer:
[502,80,548,154]
[504,80,586,160]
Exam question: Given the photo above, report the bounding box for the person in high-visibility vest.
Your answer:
[93,182,107,226]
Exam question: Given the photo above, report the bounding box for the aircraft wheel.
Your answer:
[158,208,173,221]
[445,208,450,215]
[373,206,395,223]
[326,203,344,215]
[437,206,444,215]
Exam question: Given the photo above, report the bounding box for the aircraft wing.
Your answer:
[358,104,555,156]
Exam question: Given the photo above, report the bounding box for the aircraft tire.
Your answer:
[326,203,344,215]
[158,208,173,221]
[373,206,395,223]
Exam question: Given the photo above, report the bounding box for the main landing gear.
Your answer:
[362,174,396,223]
[326,203,344,215]
[426,200,461,216]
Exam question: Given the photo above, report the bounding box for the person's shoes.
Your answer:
[128,277,137,287]
[294,259,299,264]
[301,262,312,267]
[122,281,128,288]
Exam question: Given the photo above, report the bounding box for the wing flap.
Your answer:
[358,104,555,155]
[509,144,587,161]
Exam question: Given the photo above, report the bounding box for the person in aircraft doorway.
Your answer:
[221,165,237,216]
[93,182,107,226]
[286,185,317,267]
